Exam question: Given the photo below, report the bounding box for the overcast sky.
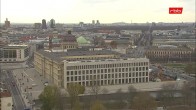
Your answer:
[1,0,195,23]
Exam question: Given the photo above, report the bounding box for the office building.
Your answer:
[42,19,47,29]
[50,19,55,28]
[64,58,149,88]
[34,49,121,87]
[0,44,30,63]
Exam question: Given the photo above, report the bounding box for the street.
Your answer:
[3,70,26,110]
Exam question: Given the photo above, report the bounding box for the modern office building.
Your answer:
[92,20,95,25]
[34,49,120,87]
[50,19,55,28]
[0,44,30,63]
[42,19,47,29]
[64,58,149,88]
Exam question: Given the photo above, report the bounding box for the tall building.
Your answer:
[50,19,55,28]
[42,19,47,29]
[96,20,100,25]
[4,18,10,29]
[92,20,95,25]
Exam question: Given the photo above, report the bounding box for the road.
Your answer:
[4,70,26,110]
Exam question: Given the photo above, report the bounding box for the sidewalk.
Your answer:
[13,68,51,109]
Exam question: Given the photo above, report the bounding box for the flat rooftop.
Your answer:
[65,58,149,64]
[36,49,121,62]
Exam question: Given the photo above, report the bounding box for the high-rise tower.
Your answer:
[42,19,47,29]
[4,18,10,29]
[50,19,55,28]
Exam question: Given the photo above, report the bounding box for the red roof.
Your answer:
[0,91,11,98]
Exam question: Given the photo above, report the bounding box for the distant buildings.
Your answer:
[92,20,95,25]
[145,46,192,62]
[50,19,55,28]
[34,32,150,88]
[4,18,10,29]
[34,23,42,29]
[42,19,47,29]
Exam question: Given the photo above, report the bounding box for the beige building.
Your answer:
[34,49,120,87]
[64,58,149,88]
[0,92,13,110]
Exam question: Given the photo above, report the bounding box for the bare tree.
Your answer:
[90,100,106,110]
[181,81,196,106]
[128,85,137,105]
[157,83,177,107]
[67,83,85,109]
[90,76,101,99]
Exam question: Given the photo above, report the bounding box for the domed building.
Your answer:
[76,36,91,47]
[61,31,78,50]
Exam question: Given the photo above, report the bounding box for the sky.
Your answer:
[1,0,195,23]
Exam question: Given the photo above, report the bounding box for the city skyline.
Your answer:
[1,0,195,23]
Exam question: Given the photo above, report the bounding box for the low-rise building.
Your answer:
[0,91,13,110]
[145,46,192,62]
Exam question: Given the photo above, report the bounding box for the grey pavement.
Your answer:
[12,68,51,109]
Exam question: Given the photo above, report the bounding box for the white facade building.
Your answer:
[0,44,30,62]
[64,58,149,88]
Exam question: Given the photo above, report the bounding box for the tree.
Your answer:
[132,92,157,110]
[73,99,81,110]
[39,85,62,110]
[184,63,195,75]
[90,100,106,110]
[67,83,85,109]
[90,76,101,99]
[127,85,137,104]
[157,83,177,106]
[181,81,196,106]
